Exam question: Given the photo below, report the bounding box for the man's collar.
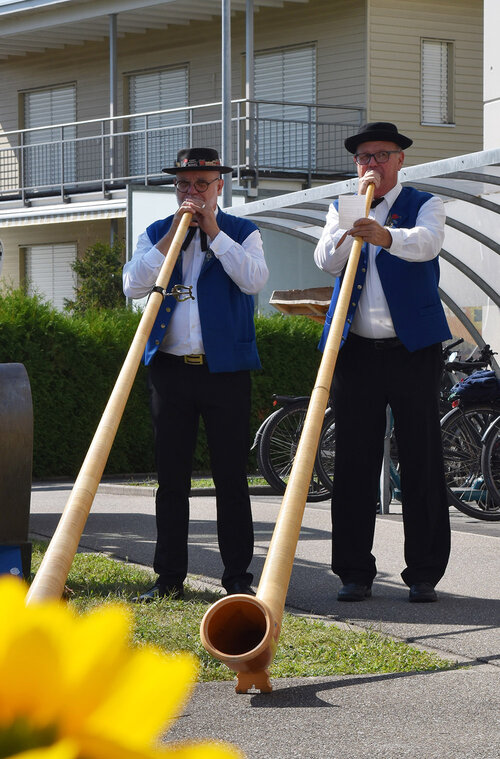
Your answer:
[380,182,402,207]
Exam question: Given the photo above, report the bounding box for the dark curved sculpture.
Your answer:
[0,363,33,579]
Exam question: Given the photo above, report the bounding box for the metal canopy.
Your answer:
[227,148,500,360]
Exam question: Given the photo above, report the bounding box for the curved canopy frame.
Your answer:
[228,147,500,367]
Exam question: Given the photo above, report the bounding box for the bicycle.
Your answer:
[481,413,500,511]
[441,402,500,520]
[439,345,500,521]
[314,409,403,507]
[439,338,467,414]
[255,340,498,517]
[253,395,333,502]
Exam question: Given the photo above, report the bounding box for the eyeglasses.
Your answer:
[354,150,401,166]
[174,177,220,193]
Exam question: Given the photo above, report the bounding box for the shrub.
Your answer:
[0,290,323,478]
[0,288,151,477]
[65,239,126,314]
[254,313,322,425]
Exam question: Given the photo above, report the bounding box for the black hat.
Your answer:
[162,147,233,174]
[344,122,413,154]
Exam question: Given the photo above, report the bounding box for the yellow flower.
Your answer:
[0,577,242,759]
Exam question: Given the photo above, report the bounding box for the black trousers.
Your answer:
[148,351,254,589]
[331,333,451,587]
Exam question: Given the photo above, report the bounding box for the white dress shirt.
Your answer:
[313,183,446,339]
[123,209,268,355]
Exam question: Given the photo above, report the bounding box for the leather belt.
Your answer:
[349,333,403,350]
[163,353,206,365]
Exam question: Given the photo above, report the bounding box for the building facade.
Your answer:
[0,0,484,309]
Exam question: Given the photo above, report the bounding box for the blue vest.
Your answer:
[144,208,262,372]
[318,186,451,353]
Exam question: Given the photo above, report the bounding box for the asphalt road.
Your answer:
[29,483,500,759]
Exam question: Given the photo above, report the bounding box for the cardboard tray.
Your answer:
[269,286,333,323]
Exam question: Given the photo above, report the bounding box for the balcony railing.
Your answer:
[0,99,364,203]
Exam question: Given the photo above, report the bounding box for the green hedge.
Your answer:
[0,290,323,478]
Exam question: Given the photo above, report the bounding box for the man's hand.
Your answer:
[347,218,393,248]
[156,198,221,257]
[176,199,220,240]
[358,169,381,197]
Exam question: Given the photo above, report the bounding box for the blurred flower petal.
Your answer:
[158,741,245,758]
[86,648,198,748]
[0,576,243,759]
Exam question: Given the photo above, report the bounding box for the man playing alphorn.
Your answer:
[314,122,451,603]
[124,147,268,600]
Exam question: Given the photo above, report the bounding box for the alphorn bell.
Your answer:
[200,184,375,693]
[27,212,193,605]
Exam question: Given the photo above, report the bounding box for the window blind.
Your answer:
[25,243,77,311]
[421,39,453,125]
[129,67,188,176]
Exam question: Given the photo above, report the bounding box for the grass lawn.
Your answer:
[31,541,457,683]
[124,476,269,489]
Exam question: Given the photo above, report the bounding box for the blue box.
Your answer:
[0,546,24,578]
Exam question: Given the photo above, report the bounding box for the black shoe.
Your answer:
[409,582,437,603]
[337,583,372,602]
[224,581,256,596]
[133,582,184,602]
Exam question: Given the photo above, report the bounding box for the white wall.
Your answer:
[484,0,500,148]
[258,229,331,315]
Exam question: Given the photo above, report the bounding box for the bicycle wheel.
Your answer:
[252,407,280,452]
[315,408,335,492]
[257,401,330,502]
[480,415,500,515]
[440,402,500,520]
[316,411,400,505]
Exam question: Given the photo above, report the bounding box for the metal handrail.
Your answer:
[0,98,364,200]
[0,99,364,138]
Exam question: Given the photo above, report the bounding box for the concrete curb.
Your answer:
[96,482,276,497]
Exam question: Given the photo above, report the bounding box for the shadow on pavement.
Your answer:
[30,512,500,638]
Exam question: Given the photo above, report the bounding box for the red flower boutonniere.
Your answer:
[386,213,400,228]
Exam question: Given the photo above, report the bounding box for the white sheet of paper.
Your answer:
[338,195,368,230]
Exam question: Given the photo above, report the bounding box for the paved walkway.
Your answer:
[30,483,500,759]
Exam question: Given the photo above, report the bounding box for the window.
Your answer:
[254,44,316,170]
[24,243,76,311]
[23,84,76,188]
[421,39,454,125]
[128,66,188,177]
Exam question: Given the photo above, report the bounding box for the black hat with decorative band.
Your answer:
[162,147,233,174]
[344,122,413,154]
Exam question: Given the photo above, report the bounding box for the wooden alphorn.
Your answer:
[200,184,375,693]
[27,212,193,604]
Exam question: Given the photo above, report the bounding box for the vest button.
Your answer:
[155,340,160,345]
[362,267,366,273]
[166,307,171,313]
[160,323,166,329]
[351,302,356,307]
